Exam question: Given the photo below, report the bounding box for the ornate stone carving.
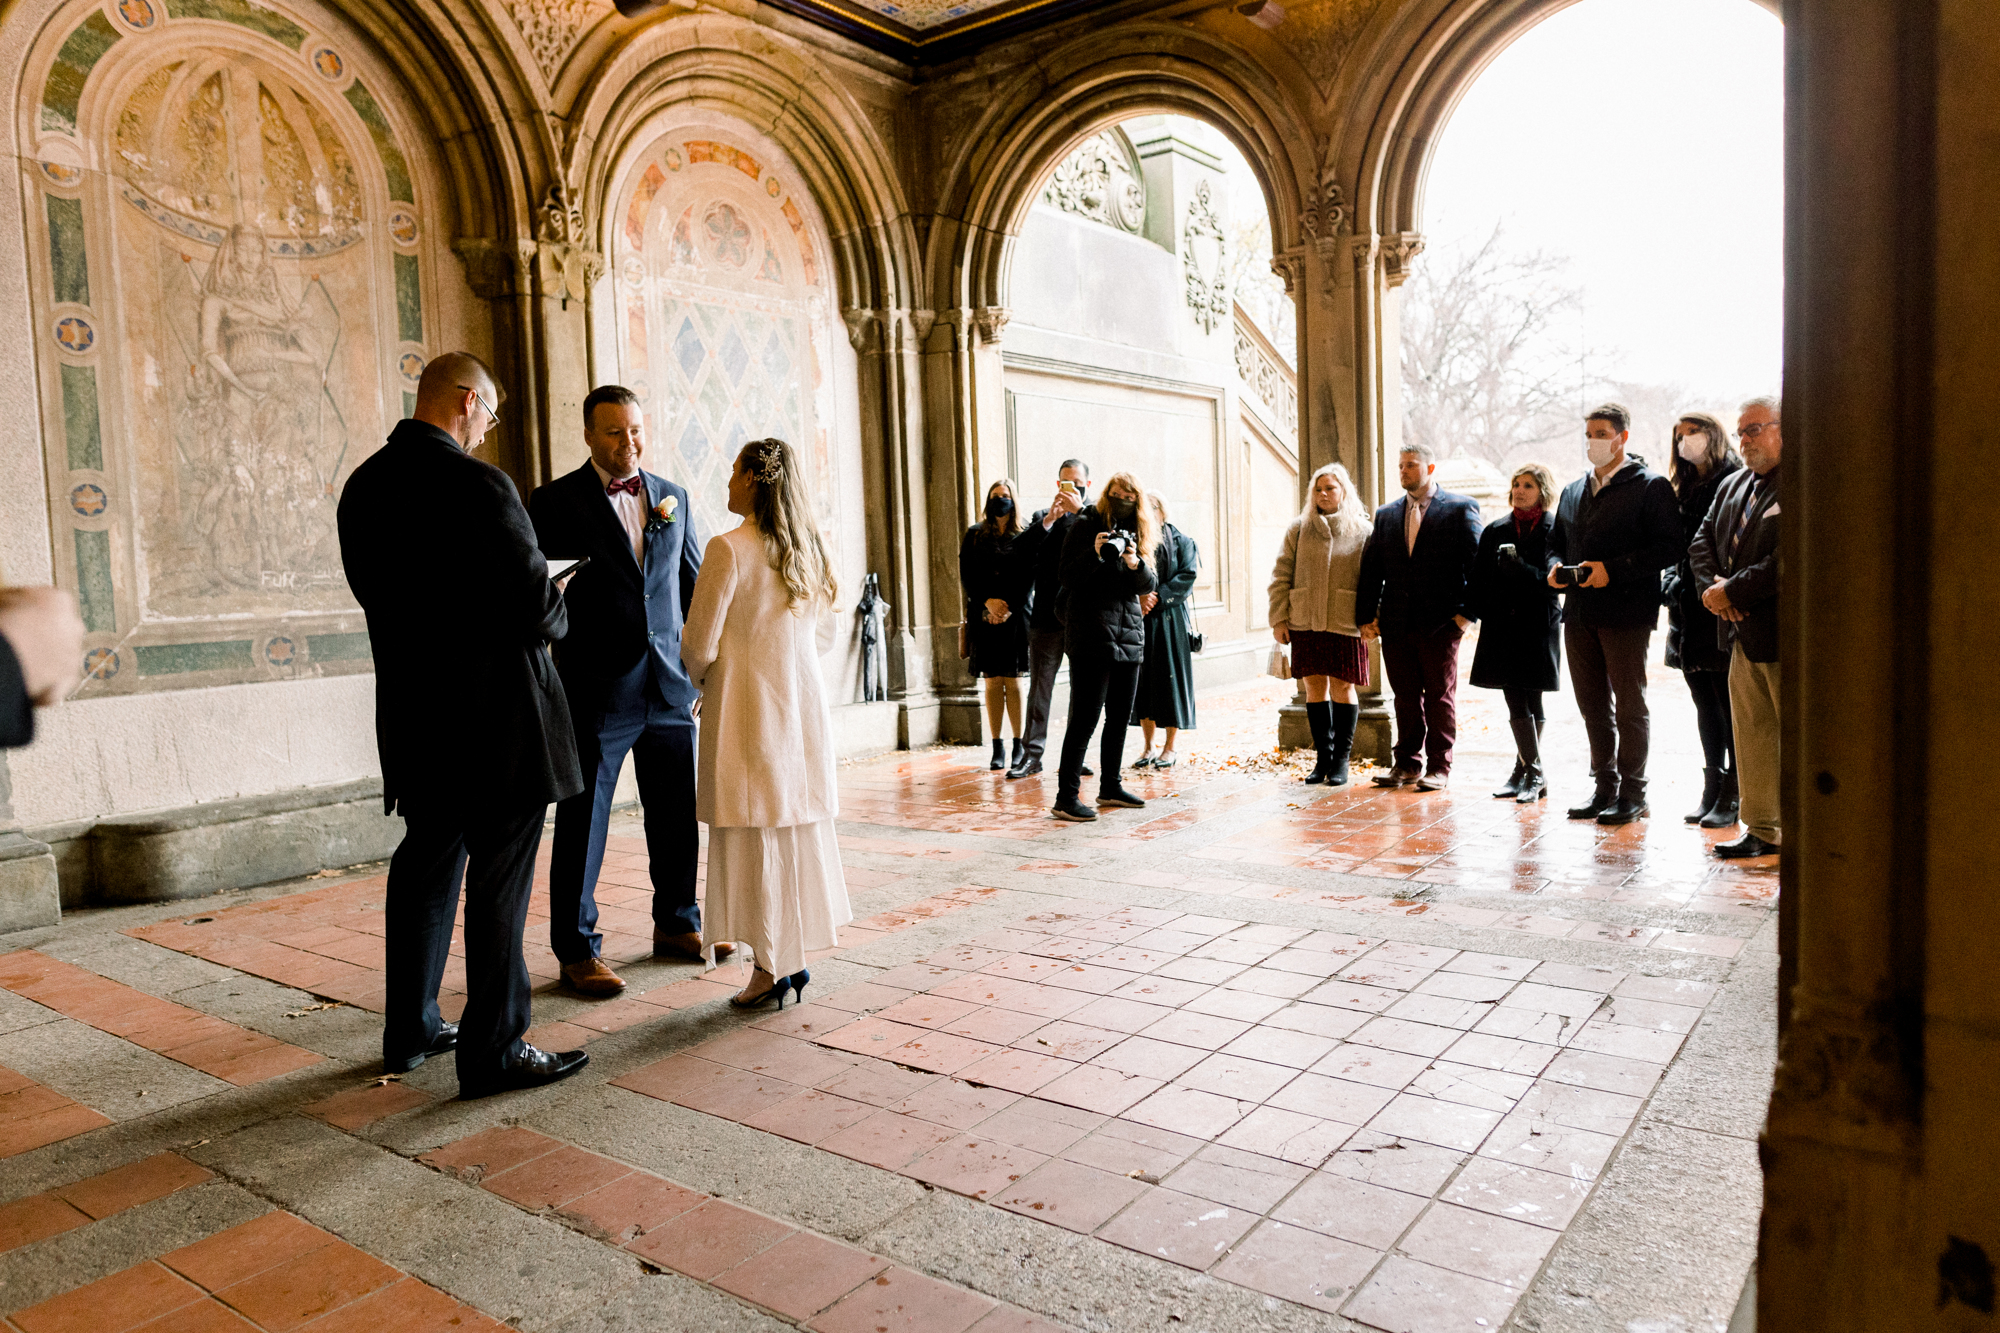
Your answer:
[453,238,514,300]
[1040,129,1146,234]
[841,306,880,353]
[505,0,608,83]
[1299,166,1345,240]
[537,184,583,247]
[1183,179,1229,334]
[973,306,1010,345]
[1284,0,1390,95]
[1382,232,1425,288]
[1235,312,1297,439]
[1269,251,1304,296]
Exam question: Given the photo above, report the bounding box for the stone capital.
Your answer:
[1382,232,1426,288]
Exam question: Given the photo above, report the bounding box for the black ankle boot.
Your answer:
[1701,769,1741,828]
[1685,767,1723,823]
[990,739,1007,771]
[1325,702,1359,787]
[1010,738,1024,771]
[1495,717,1537,798]
[1303,701,1332,784]
[1516,718,1546,802]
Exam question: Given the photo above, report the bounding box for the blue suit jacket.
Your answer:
[1355,488,1484,636]
[528,462,702,714]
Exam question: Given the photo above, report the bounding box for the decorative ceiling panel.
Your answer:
[727,0,1122,59]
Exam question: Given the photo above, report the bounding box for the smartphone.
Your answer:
[548,556,591,582]
[1058,480,1077,497]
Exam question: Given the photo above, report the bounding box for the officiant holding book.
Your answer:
[528,384,727,995]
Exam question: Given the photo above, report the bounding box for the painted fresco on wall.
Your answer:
[610,128,836,542]
[23,0,430,692]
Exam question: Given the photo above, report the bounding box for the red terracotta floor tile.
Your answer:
[1513,1080,1644,1136]
[54,1153,212,1221]
[416,1126,560,1182]
[1313,1044,1432,1090]
[625,1199,794,1280]
[672,1066,804,1122]
[212,1241,402,1331]
[965,1307,1073,1333]
[967,1097,1104,1156]
[1477,1112,1620,1181]
[285,1276,473,1333]
[1540,1048,1667,1098]
[301,1083,432,1132]
[882,1030,1002,1076]
[1177,1052,1299,1103]
[1441,1157,1593,1231]
[0,1191,91,1253]
[939,1006,1051,1046]
[1124,1085,1251,1140]
[162,1212,337,1291]
[1061,995,1173,1034]
[8,1263,204,1333]
[1093,1185,1257,1271]
[1162,1143,1309,1212]
[1211,1218,1382,1315]
[1399,1201,1561,1290]
[1408,1062,1533,1114]
[1088,1036,1205,1082]
[752,1002,875,1042]
[696,1029,860,1086]
[1342,1253,1523,1332]
[555,1172,707,1243]
[1138,1009,1252,1051]
[607,1054,730,1105]
[806,1266,995,1333]
[743,1089,879,1145]
[711,1230,888,1319]
[482,1145,631,1210]
[952,1048,1073,1095]
[130,1299,260,1332]
[903,1134,1047,1200]
[818,1110,962,1170]
[1034,1063,1162,1117]
[1216,1104,1356,1167]
[890,1079,1022,1130]
[1273,1169,1430,1250]
[1262,1002,1368,1040]
[1441,1032,1561,1078]
[993,1155,1148,1233]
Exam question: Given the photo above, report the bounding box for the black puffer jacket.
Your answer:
[1058,508,1157,662]
[1548,454,1681,631]
[1662,458,1741,672]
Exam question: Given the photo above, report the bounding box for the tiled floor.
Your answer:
[0,658,1772,1333]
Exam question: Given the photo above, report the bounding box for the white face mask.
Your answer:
[1586,437,1620,468]
[1677,433,1709,464]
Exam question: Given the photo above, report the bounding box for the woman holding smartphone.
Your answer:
[1467,462,1562,801]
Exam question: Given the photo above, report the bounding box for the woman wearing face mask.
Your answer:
[1268,463,1370,785]
[1468,463,1563,801]
[1661,414,1744,826]
[959,479,1032,770]
[1051,472,1158,821]
[1131,494,1198,770]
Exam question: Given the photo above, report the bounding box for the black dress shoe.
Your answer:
[1596,796,1649,826]
[1715,832,1779,859]
[1052,796,1098,822]
[1567,790,1617,820]
[1080,764,1094,777]
[458,1043,590,1099]
[1096,785,1147,809]
[1006,757,1042,780]
[384,1021,458,1075]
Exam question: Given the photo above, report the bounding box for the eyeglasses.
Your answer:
[460,384,499,426]
[1735,422,1776,440]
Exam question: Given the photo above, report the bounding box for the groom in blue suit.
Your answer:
[527,385,727,996]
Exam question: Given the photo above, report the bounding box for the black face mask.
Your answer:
[1107,496,1138,525]
[985,495,1015,520]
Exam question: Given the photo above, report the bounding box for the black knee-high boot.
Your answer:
[1325,703,1359,787]
[1303,701,1332,784]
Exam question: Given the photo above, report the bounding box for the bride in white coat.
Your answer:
[681,438,851,1007]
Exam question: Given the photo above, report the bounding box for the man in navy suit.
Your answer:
[527,384,725,996]
[1356,443,1484,790]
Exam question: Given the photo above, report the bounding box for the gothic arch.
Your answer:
[922,25,1317,319]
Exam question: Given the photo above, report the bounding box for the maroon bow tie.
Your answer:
[605,476,643,496]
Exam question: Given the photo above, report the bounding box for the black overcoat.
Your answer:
[1468,512,1561,692]
[1132,525,1199,728]
[958,522,1032,677]
[337,419,583,815]
[1058,509,1157,662]
[1661,459,1742,673]
[1689,465,1782,663]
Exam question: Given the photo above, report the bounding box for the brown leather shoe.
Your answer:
[561,958,626,997]
[653,931,733,961]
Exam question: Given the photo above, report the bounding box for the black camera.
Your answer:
[1553,564,1587,588]
[1497,543,1517,560]
[1102,532,1131,558]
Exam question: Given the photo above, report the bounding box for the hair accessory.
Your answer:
[756,443,783,484]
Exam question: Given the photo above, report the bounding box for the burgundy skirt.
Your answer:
[1291,629,1371,687]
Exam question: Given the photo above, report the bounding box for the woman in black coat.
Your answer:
[1468,463,1562,801]
[1052,472,1158,822]
[959,479,1032,771]
[1661,413,1744,825]
[1131,496,1198,769]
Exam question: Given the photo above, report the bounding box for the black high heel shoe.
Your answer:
[788,969,810,1005]
[729,972,794,1009]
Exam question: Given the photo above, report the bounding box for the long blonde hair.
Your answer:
[738,438,838,607]
[1096,471,1161,569]
[1300,462,1365,533]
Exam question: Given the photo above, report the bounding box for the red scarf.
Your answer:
[1512,506,1544,530]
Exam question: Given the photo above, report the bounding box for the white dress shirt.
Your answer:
[591,461,646,567]
[1404,481,1437,555]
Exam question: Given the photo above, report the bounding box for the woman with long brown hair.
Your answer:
[682,438,849,1008]
[1050,471,1158,822]
[959,479,1031,770]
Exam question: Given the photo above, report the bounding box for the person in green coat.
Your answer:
[1131,495,1198,768]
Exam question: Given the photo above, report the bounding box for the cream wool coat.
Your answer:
[1268,512,1370,635]
[682,524,838,828]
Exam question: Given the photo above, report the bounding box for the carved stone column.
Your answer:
[845,305,942,748]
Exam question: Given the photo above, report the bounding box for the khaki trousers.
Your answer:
[1728,646,1782,843]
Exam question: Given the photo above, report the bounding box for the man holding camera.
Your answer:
[1007,458,1093,779]
[1547,403,1682,825]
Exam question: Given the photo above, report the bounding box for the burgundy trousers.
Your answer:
[1379,624,1464,775]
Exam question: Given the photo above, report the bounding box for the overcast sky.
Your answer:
[1420,0,1785,402]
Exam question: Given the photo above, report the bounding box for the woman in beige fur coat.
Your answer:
[1268,463,1372,785]
[681,438,849,1007]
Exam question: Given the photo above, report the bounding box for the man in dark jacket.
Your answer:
[529,385,718,998]
[1356,444,1484,790]
[1007,458,1091,779]
[337,352,588,1099]
[1689,396,1783,858]
[1547,403,1683,825]
[1051,484,1156,822]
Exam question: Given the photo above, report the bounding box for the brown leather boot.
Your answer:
[560,958,626,997]
[653,932,733,962]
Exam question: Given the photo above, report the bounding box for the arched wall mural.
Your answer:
[19,0,446,695]
[607,112,844,546]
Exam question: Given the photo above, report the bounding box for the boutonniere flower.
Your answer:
[646,494,677,532]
